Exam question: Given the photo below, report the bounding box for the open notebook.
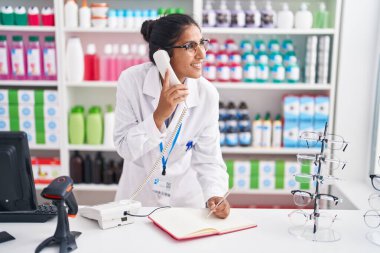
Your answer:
[148,208,257,240]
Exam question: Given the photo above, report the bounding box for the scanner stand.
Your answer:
[35,200,81,253]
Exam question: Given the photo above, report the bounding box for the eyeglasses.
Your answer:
[368,193,380,210]
[294,173,340,185]
[370,175,380,191]
[299,131,349,151]
[288,209,338,229]
[290,190,342,207]
[165,38,210,55]
[297,153,347,170]
[364,209,380,228]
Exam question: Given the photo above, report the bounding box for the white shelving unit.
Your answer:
[0,0,343,197]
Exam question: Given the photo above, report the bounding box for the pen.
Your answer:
[207,190,231,218]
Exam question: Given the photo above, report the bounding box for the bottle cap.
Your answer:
[121,44,129,54]
[86,43,96,54]
[255,114,261,120]
[29,36,39,42]
[12,35,23,42]
[71,105,84,113]
[264,112,271,120]
[0,35,7,41]
[45,36,55,42]
[106,104,114,112]
[104,44,113,54]
[89,106,102,114]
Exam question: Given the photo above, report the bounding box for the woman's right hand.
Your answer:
[153,69,189,129]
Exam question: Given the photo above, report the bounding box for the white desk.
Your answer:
[0,208,379,253]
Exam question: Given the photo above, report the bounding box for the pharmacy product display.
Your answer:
[202,1,330,29]
[32,157,63,184]
[65,37,149,82]
[226,159,314,191]
[69,151,123,185]
[0,89,59,146]
[0,5,55,26]
[288,122,348,242]
[283,95,329,148]
[364,162,380,246]
[0,35,57,80]
[204,38,304,83]
[64,0,185,29]
[68,104,115,145]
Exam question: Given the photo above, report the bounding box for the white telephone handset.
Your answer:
[153,50,187,132]
[129,50,188,200]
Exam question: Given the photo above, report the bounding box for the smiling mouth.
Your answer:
[191,62,202,69]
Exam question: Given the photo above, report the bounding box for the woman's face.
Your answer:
[170,25,206,83]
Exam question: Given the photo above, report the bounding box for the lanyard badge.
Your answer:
[159,124,182,176]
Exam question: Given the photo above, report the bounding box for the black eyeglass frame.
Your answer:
[163,38,210,53]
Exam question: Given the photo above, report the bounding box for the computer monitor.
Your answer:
[0,131,38,211]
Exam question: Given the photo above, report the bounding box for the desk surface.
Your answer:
[0,208,379,253]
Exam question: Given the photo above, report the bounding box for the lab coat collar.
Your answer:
[142,64,200,109]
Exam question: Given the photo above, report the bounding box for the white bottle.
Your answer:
[79,0,90,28]
[216,0,231,27]
[295,2,313,29]
[66,37,84,82]
[64,0,78,28]
[245,1,261,28]
[203,0,216,27]
[253,114,263,147]
[103,105,115,147]
[261,1,276,28]
[262,113,272,147]
[277,3,294,29]
[231,0,246,28]
[272,114,282,147]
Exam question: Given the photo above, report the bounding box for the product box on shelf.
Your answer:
[32,157,62,184]
[283,120,299,147]
[300,96,315,121]
[283,95,300,120]
[314,96,329,121]
[0,117,10,131]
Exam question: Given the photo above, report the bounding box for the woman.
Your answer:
[114,14,230,218]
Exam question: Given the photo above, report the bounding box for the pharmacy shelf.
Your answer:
[213,83,331,91]
[68,145,116,152]
[35,183,293,194]
[0,80,58,87]
[202,27,336,35]
[65,81,331,91]
[35,183,118,191]
[221,147,319,155]
[29,145,60,151]
[68,144,318,155]
[65,81,117,88]
[0,25,56,32]
[64,27,139,33]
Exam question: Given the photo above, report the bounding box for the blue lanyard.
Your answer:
[159,123,182,176]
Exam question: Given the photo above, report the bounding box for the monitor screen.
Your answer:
[0,131,37,211]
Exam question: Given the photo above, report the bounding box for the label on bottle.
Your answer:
[230,65,242,81]
[43,48,57,76]
[286,66,300,81]
[0,48,9,75]
[239,132,252,146]
[11,48,25,76]
[216,12,229,26]
[256,65,269,81]
[226,132,238,146]
[203,64,216,81]
[203,12,216,27]
[271,66,285,81]
[27,48,41,76]
[217,65,230,81]
[243,64,256,80]
[231,12,245,27]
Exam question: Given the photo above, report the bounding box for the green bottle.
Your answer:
[86,106,103,145]
[69,106,85,144]
[314,2,329,28]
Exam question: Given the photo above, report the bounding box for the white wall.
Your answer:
[335,0,380,183]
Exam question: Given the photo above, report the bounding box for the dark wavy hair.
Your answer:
[140,14,200,64]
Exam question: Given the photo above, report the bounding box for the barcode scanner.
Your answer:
[35,176,81,253]
[41,176,78,217]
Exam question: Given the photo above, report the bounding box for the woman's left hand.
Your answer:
[207,196,230,219]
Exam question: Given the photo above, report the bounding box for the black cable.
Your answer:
[124,206,171,217]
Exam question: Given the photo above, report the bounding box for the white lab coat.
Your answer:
[114,62,228,207]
